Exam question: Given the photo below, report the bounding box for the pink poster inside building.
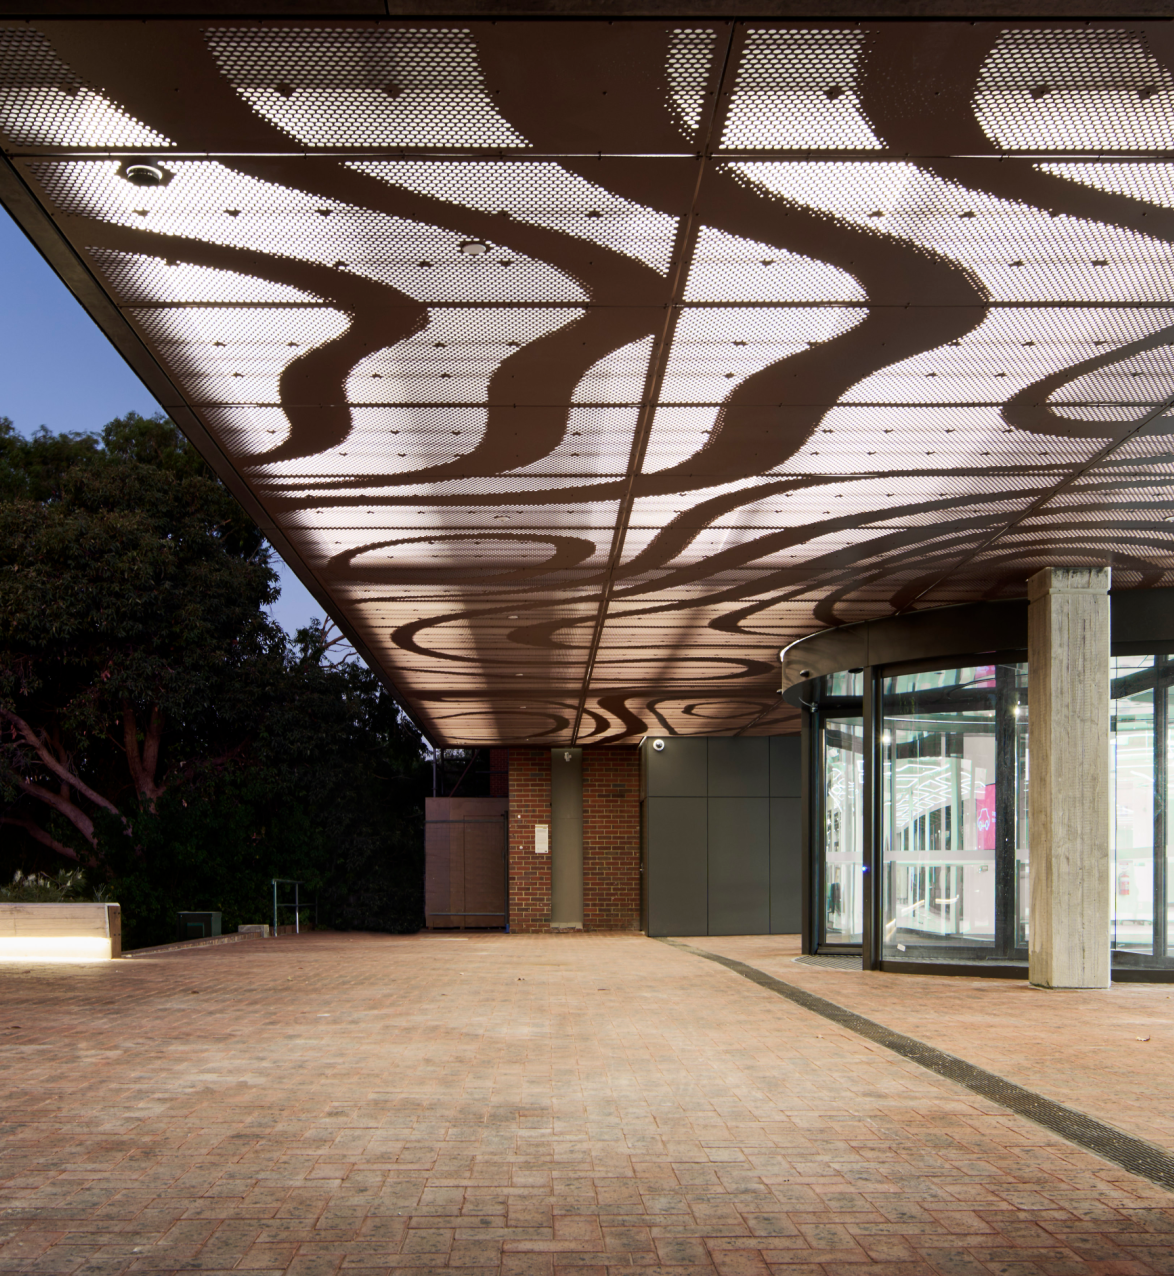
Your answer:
[976,783,996,851]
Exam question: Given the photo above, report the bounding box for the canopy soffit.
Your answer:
[2,16,1173,744]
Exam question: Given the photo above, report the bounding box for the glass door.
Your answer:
[880,663,1028,964]
[1110,653,1173,965]
[819,710,865,947]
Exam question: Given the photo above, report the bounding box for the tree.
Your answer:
[260,625,426,933]
[0,412,279,862]
[91,622,428,946]
[0,413,429,946]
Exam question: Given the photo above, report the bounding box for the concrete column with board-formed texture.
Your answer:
[1028,565,1111,990]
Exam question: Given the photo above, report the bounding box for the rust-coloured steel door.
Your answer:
[425,797,508,930]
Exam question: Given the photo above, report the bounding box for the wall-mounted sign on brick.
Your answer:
[535,824,549,855]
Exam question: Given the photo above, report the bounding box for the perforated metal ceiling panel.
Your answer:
[3,18,1174,744]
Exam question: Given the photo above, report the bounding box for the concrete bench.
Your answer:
[0,903,122,962]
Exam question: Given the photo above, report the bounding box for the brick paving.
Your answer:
[688,934,1174,1162]
[2,932,1174,1275]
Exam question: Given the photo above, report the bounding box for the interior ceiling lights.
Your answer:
[3,19,1174,746]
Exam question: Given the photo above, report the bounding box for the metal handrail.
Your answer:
[272,878,305,935]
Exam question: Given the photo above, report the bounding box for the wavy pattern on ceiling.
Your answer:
[3,18,1174,745]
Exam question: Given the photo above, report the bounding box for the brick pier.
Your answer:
[507,747,640,934]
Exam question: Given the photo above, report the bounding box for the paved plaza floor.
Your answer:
[2,932,1174,1275]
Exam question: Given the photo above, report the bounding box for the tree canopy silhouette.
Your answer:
[0,413,427,945]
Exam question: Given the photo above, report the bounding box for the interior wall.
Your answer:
[642,737,802,937]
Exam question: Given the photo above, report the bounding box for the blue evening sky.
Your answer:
[0,204,323,638]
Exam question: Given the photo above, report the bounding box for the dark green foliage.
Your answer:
[256,641,426,938]
[0,412,428,948]
[0,411,280,845]
[0,867,105,903]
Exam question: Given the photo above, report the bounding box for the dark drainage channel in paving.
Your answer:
[659,937,1174,1194]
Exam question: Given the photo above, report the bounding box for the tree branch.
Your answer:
[0,816,81,862]
[141,704,164,799]
[122,702,164,809]
[0,708,121,817]
[14,776,97,846]
[122,702,145,795]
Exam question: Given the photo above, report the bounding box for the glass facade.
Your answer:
[880,664,1028,964]
[820,713,864,946]
[812,651,1174,973]
[1110,654,1172,966]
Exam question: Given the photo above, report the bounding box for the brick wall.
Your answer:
[488,747,509,798]
[583,747,641,931]
[507,745,641,933]
[507,747,552,932]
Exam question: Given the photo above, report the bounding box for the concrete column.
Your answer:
[1027,566,1111,989]
[550,748,583,928]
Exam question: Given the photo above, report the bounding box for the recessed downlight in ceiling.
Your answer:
[6,18,1174,747]
[122,161,166,187]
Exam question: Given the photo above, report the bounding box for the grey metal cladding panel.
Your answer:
[783,599,1030,691]
[550,747,583,927]
[1111,587,1174,645]
[769,736,801,798]
[643,737,708,798]
[770,797,802,934]
[707,797,769,936]
[865,599,1028,666]
[708,738,769,798]
[645,798,708,937]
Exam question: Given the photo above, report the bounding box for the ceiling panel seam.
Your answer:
[569,21,738,745]
[896,389,1174,614]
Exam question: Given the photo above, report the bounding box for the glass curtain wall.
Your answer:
[816,671,864,949]
[1111,654,1173,965]
[811,650,1174,972]
[880,664,1028,964]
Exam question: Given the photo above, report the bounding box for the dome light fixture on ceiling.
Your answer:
[122,161,167,187]
[459,241,489,256]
